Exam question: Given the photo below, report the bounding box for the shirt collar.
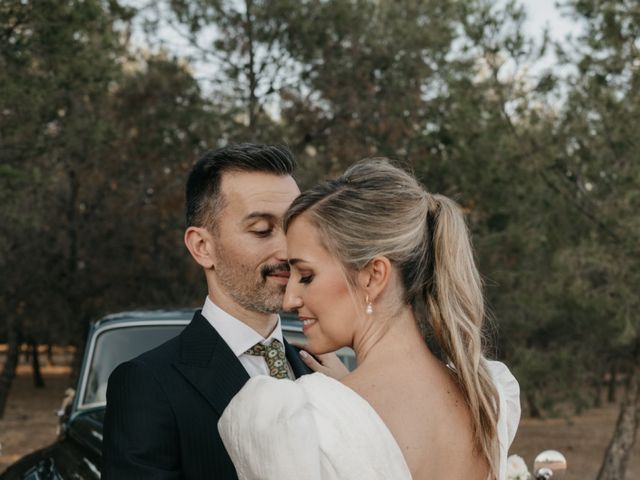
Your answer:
[201,297,284,357]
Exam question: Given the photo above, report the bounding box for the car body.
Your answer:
[1,310,355,480]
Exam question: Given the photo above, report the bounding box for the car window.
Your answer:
[82,325,185,407]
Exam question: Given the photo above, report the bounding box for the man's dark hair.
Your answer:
[185,143,295,229]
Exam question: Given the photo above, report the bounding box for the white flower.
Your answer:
[507,454,531,480]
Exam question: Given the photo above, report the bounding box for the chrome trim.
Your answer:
[281,322,303,333]
[82,456,101,478]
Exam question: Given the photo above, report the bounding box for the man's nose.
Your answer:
[273,230,288,262]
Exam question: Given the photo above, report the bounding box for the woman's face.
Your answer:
[283,215,362,354]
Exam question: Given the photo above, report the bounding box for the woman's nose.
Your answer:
[283,285,303,312]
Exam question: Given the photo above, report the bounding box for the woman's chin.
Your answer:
[305,339,339,356]
[303,342,320,355]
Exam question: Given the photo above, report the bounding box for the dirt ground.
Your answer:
[0,364,73,472]
[1,363,639,478]
[511,403,640,480]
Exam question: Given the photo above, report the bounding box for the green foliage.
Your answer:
[1,0,638,427]
[0,0,219,345]
[553,0,640,364]
[277,0,463,182]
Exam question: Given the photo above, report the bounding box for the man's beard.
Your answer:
[215,257,289,314]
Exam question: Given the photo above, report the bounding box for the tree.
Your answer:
[0,0,130,415]
[0,0,219,412]
[142,0,299,142]
[550,1,640,477]
[275,0,464,184]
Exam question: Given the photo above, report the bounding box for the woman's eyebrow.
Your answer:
[288,258,306,266]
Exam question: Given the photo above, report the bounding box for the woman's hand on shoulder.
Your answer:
[294,344,350,380]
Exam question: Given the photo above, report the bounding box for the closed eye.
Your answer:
[252,229,273,237]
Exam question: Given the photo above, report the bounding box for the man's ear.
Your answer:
[357,256,391,301]
[184,226,216,269]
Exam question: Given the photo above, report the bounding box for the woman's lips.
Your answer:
[299,316,317,333]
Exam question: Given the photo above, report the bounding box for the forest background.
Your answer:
[1,1,639,479]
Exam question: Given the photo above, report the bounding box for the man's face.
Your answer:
[211,171,300,314]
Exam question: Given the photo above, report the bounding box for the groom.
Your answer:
[102,144,311,479]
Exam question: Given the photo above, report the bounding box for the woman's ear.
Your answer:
[184,226,216,269]
[357,256,391,301]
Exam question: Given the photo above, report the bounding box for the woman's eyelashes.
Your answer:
[299,273,314,284]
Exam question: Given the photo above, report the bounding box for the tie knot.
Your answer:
[246,339,284,357]
[245,339,288,379]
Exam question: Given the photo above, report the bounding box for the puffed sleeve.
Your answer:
[218,376,322,480]
[487,360,522,480]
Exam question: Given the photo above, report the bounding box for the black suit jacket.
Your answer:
[102,311,311,480]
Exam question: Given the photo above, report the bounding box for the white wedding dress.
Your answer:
[218,360,520,480]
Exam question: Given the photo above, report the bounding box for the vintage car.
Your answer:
[1,309,356,480]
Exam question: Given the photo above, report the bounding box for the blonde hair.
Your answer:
[284,158,500,478]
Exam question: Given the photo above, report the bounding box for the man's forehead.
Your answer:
[220,171,299,215]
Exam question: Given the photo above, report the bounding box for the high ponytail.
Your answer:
[284,158,501,479]
[425,194,500,479]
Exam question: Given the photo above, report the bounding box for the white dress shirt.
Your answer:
[201,297,294,379]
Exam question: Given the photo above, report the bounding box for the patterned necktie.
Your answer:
[245,339,289,379]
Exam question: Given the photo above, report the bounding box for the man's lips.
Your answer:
[267,271,290,284]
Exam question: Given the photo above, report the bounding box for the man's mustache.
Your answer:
[261,263,290,281]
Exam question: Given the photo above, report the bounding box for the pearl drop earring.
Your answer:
[365,295,373,315]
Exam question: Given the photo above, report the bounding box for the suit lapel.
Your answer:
[173,311,250,416]
[173,311,312,415]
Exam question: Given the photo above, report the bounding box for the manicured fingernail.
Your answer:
[299,350,309,359]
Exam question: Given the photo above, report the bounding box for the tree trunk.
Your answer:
[244,0,258,140]
[608,363,617,403]
[47,343,54,365]
[597,365,640,480]
[0,321,21,419]
[593,375,603,408]
[29,338,45,388]
[526,389,542,418]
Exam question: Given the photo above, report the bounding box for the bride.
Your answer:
[218,158,520,480]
